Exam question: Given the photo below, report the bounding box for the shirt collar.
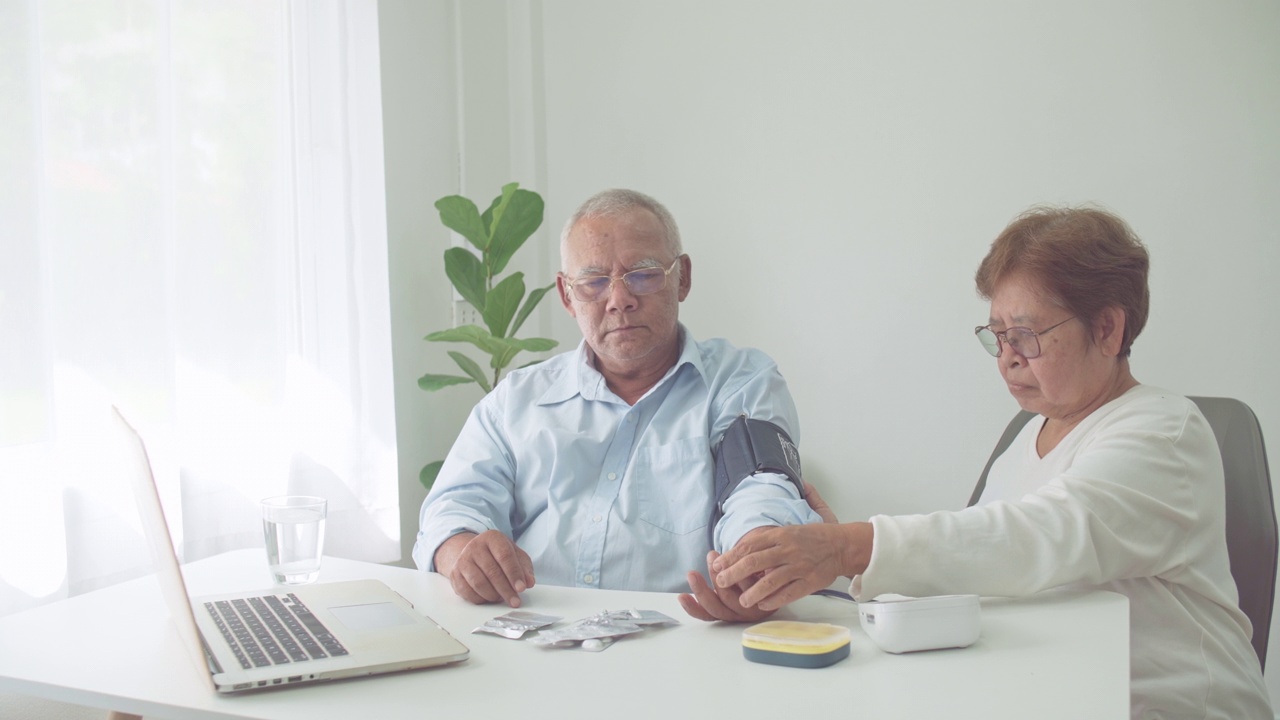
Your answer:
[537,323,703,406]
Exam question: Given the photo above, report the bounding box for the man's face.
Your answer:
[556,209,690,373]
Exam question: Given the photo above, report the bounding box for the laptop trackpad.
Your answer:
[329,602,417,632]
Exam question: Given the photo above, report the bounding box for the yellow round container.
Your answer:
[741,621,851,668]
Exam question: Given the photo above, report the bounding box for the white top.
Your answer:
[855,385,1271,719]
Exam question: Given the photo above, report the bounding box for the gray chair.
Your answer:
[968,396,1277,671]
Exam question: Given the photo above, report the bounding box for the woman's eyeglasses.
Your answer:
[975,316,1076,359]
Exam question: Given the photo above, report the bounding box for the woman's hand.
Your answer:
[803,481,838,523]
[710,522,874,611]
[678,549,777,623]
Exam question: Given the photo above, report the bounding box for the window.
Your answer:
[0,0,397,615]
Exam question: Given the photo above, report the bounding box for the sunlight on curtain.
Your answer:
[0,0,397,616]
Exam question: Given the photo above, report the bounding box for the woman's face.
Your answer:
[986,272,1117,422]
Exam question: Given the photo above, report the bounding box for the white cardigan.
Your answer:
[853,385,1271,719]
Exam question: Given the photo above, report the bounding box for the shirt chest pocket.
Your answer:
[629,437,715,535]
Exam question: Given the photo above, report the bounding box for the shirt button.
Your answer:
[593,514,602,523]
[584,574,594,584]
[607,472,617,480]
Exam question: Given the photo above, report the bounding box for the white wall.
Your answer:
[378,0,464,574]
[380,0,1280,705]
[380,0,560,568]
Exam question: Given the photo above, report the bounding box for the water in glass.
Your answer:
[262,499,326,584]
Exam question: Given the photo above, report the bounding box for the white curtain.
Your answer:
[0,0,398,617]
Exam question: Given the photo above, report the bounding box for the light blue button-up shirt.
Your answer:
[413,326,822,593]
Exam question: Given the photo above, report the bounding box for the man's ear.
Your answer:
[677,254,692,302]
[556,274,577,317]
[1094,306,1126,357]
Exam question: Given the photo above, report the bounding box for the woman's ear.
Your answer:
[1094,306,1127,358]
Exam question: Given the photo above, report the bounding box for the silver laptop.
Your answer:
[115,407,469,693]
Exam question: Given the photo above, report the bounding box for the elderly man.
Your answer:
[413,188,821,618]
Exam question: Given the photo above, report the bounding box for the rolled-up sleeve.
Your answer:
[707,356,823,553]
[715,471,822,551]
[412,398,517,571]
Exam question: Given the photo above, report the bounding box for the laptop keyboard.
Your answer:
[204,593,349,670]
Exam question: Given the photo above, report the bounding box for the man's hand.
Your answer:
[433,530,535,607]
[678,549,776,623]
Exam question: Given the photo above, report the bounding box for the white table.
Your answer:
[0,550,1129,719]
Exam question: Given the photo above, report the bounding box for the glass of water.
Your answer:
[261,495,327,585]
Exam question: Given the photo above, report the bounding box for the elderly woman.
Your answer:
[687,207,1272,719]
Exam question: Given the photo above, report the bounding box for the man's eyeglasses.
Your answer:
[563,257,682,303]
[974,316,1076,359]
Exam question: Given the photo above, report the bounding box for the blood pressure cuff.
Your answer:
[709,415,804,547]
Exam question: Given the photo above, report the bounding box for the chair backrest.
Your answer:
[968,397,1277,671]
[1189,396,1277,671]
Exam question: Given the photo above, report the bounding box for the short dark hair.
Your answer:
[975,205,1150,357]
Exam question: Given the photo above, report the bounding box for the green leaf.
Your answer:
[509,336,559,352]
[490,342,521,371]
[444,247,488,311]
[487,335,558,371]
[448,351,492,393]
[489,189,544,275]
[417,373,475,391]
[420,460,444,490]
[434,196,488,251]
[482,182,519,244]
[482,273,525,338]
[510,281,556,336]
[426,324,508,357]
[425,325,487,343]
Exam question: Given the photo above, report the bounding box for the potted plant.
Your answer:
[417,182,558,488]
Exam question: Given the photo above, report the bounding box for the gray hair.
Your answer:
[559,188,684,262]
